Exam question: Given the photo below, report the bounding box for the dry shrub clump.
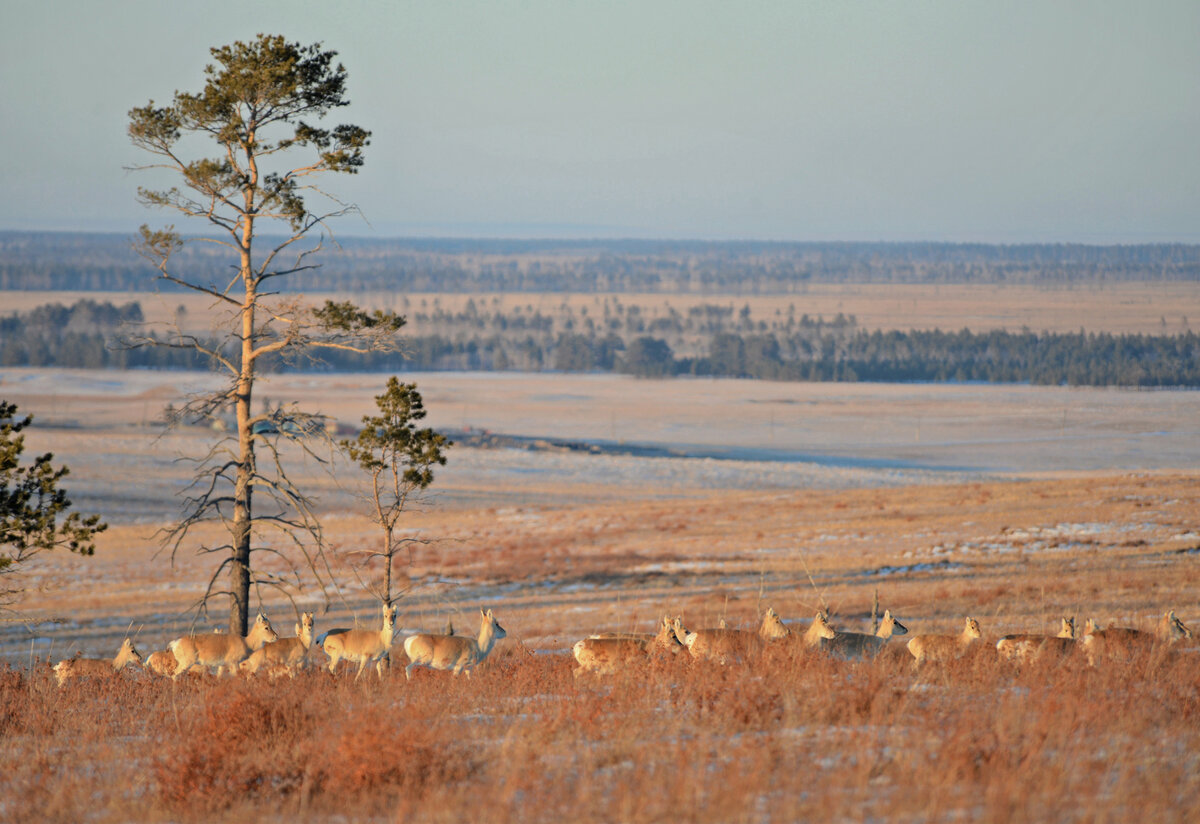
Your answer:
[154,677,322,810]
[153,674,478,818]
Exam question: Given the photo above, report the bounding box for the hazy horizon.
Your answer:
[3,1,1198,244]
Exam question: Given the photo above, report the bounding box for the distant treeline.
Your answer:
[3,231,1200,293]
[4,299,1198,387]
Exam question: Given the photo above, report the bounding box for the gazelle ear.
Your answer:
[480,607,487,619]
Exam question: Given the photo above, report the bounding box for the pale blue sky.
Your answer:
[2,1,1198,242]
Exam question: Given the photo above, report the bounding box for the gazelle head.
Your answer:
[117,637,144,668]
[807,612,837,641]
[671,616,695,647]
[760,607,791,640]
[1084,618,1101,636]
[1058,616,1076,639]
[250,612,280,646]
[880,609,908,637]
[1160,610,1192,641]
[480,608,505,640]
[654,615,684,649]
[297,611,315,641]
[963,617,983,640]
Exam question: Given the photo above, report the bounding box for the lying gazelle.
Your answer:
[404,608,507,680]
[906,616,983,666]
[821,609,909,659]
[53,638,143,687]
[241,611,315,678]
[168,612,279,679]
[1081,610,1192,667]
[573,615,683,676]
[672,607,797,664]
[322,602,397,680]
[995,617,1076,663]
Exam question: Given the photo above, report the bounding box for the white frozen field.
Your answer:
[2,367,1198,518]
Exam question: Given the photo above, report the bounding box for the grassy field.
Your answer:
[1,366,1199,822]
[7,281,1200,335]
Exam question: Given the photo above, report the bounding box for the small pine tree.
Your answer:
[1,401,106,606]
[340,378,451,605]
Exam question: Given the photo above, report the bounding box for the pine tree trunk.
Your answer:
[230,237,257,637]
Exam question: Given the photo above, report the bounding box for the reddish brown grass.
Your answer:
[2,633,1197,822]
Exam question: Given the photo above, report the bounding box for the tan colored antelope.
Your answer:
[573,615,683,676]
[906,616,983,666]
[821,609,909,659]
[53,638,144,687]
[241,611,315,678]
[671,607,798,664]
[1082,610,1192,667]
[321,602,397,680]
[403,608,507,680]
[168,612,279,679]
[995,617,1076,663]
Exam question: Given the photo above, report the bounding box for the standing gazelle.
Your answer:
[53,638,144,687]
[573,615,682,676]
[169,612,279,679]
[321,602,397,680]
[821,609,909,659]
[670,607,794,664]
[906,617,983,666]
[403,608,507,680]
[241,611,315,677]
[1082,610,1192,667]
[995,617,1076,663]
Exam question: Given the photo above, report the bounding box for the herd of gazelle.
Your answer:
[50,605,1194,686]
[571,607,1195,674]
[52,605,507,686]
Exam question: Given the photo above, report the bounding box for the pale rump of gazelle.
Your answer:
[144,648,178,677]
[573,615,682,676]
[821,609,909,659]
[241,612,315,677]
[53,638,143,687]
[403,608,507,680]
[168,612,279,679]
[995,617,1076,663]
[322,603,397,680]
[672,607,798,664]
[906,617,983,665]
[1082,610,1192,667]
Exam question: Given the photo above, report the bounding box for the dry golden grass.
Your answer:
[2,624,1198,823]
[3,470,1199,822]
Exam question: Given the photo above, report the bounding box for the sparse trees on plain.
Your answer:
[126,34,405,634]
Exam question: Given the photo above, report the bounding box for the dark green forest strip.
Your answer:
[3,299,1197,387]
[3,231,1200,291]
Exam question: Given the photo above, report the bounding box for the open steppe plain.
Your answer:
[1,366,1199,822]
[9,280,1200,335]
